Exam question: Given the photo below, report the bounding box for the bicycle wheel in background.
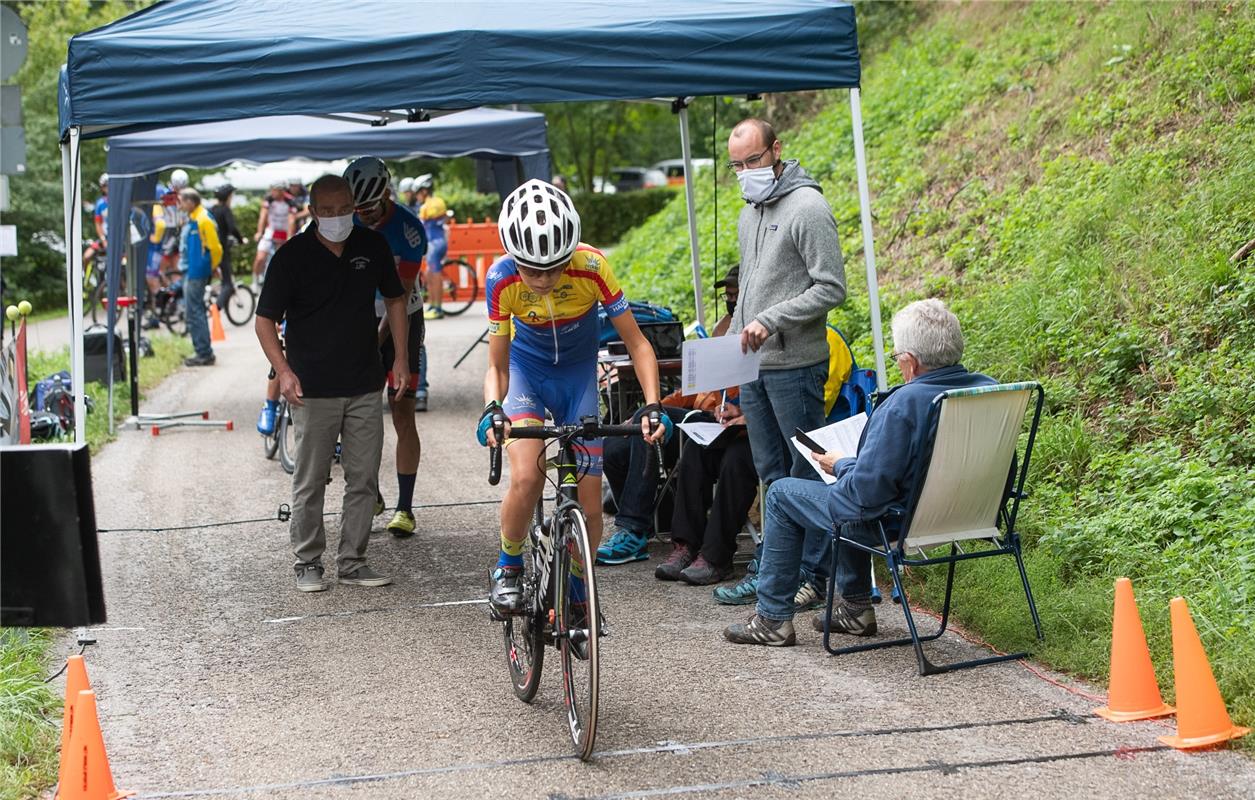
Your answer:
[277,402,296,474]
[503,505,547,703]
[85,268,104,324]
[439,258,478,316]
[555,506,600,761]
[223,283,257,326]
[262,402,280,461]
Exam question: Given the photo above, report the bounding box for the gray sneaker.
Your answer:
[295,564,326,593]
[338,565,393,587]
[723,614,796,647]
[811,603,877,636]
[793,581,825,611]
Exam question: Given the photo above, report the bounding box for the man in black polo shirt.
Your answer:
[255,175,411,593]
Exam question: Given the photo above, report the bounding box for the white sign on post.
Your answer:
[680,335,762,394]
[0,224,16,257]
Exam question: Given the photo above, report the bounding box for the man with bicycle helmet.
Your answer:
[253,179,294,285]
[344,156,428,538]
[414,174,449,322]
[478,179,670,617]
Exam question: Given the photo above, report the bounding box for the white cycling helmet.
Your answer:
[498,179,581,270]
[169,169,189,189]
[97,173,109,187]
[398,177,415,194]
[414,173,434,191]
[343,156,391,205]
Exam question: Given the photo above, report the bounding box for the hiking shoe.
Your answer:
[654,542,696,581]
[374,491,386,516]
[489,566,525,615]
[256,402,277,436]
[794,581,825,612]
[414,390,428,412]
[596,527,649,565]
[723,614,796,647]
[337,565,393,587]
[811,604,877,636]
[295,564,326,593]
[387,510,416,538]
[423,307,445,321]
[184,354,216,367]
[680,555,734,586]
[713,561,759,605]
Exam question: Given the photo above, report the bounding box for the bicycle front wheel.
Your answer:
[556,507,600,761]
[277,402,296,474]
[223,284,257,326]
[440,258,478,316]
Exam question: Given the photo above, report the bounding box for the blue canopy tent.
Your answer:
[96,107,551,427]
[58,0,886,444]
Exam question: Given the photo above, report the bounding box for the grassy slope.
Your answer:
[613,1,1254,735]
[1,334,192,798]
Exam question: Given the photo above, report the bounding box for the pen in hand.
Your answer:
[717,389,727,424]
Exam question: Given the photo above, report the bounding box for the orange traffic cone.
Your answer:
[58,655,93,790]
[1095,578,1174,722]
[209,304,226,342]
[57,690,131,799]
[1159,597,1250,750]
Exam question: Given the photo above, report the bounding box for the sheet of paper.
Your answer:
[680,335,762,394]
[676,421,745,448]
[790,414,869,484]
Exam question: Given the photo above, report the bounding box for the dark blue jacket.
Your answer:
[827,364,995,523]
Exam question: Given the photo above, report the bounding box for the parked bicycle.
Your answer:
[152,270,257,335]
[486,416,646,760]
[421,257,479,317]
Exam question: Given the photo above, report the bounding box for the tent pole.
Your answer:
[677,105,707,331]
[62,126,87,443]
[849,89,887,392]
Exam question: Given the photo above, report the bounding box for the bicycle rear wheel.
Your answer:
[223,283,257,326]
[503,550,546,703]
[555,506,600,761]
[440,258,478,316]
[277,402,296,474]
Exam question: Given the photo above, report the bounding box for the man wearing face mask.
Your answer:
[717,117,846,607]
[255,174,410,593]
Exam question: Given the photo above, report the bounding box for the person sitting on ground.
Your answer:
[724,299,995,646]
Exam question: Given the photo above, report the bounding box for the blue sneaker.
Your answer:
[256,401,278,436]
[596,527,649,565]
[713,559,759,605]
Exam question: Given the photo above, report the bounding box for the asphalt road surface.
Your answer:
[59,304,1254,799]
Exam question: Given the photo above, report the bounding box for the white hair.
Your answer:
[890,299,964,370]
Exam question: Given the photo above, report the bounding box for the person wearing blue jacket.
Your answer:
[177,189,223,366]
[724,299,997,647]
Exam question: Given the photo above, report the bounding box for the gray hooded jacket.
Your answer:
[732,160,846,370]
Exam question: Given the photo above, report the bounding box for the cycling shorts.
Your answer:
[256,230,288,255]
[379,311,425,399]
[425,237,448,272]
[146,247,163,278]
[503,359,602,476]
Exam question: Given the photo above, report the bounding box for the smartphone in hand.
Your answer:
[793,427,827,454]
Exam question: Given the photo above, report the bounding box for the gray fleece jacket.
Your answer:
[732,160,846,370]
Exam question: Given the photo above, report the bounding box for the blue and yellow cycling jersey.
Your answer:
[486,245,630,370]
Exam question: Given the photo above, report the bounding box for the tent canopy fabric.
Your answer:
[104,107,550,177]
[61,0,859,140]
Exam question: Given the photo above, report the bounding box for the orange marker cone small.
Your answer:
[57,655,93,790]
[1159,597,1250,750]
[57,690,132,799]
[1095,578,1174,722]
[209,304,226,342]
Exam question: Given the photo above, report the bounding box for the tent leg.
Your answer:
[62,127,87,444]
[677,105,707,331]
[849,89,888,393]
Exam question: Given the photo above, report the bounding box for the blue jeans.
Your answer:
[739,361,828,485]
[184,276,212,358]
[756,478,875,622]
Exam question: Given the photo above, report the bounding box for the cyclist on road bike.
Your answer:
[253,179,295,285]
[478,179,670,619]
[345,156,428,537]
[83,174,109,279]
[415,174,450,322]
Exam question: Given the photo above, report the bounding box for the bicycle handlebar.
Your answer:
[487,417,649,485]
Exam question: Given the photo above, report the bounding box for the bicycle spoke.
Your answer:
[557,508,599,760]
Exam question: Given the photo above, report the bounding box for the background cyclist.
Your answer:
[253,179,294,286]
[345,157,428,537]
[477,179,669,620]
[414,174,449,322]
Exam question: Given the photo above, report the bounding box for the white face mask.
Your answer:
[736,165,776,204]
[316,214,353,243]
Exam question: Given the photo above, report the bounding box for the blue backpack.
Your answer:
[827,327,879,422]
[598,300,677,345]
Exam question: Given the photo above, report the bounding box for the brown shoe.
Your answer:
[811,604,877,636]
[679,555,734,586]
[654,542,695,581]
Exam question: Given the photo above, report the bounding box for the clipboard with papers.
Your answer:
[676,421,747,449]
[789,414,868,484]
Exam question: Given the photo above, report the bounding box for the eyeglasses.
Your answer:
[354,198,385,216]
[725,146,773,172]
[890,350,911,362]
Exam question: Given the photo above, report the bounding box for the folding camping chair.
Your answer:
[821,381,1046,675]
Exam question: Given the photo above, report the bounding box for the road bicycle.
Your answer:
[486,416,647,760]
[152,270,256,335]
[422,257,479,317]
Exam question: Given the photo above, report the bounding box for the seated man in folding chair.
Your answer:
[724,299,994,646]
